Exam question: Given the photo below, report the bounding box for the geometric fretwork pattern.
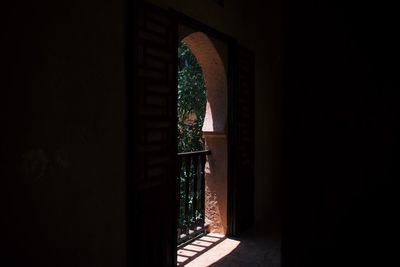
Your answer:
[130,2,177,266]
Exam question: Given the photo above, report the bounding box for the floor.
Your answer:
[177,224,280,267]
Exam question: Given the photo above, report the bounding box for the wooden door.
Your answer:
[127,2,178,266]
[229,45,255,235]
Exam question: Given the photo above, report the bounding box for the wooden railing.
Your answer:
[177,150,211,245]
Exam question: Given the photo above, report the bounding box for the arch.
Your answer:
[180,32,228,234]
[182,32,228,134]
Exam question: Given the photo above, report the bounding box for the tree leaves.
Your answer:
[177,42,207,153]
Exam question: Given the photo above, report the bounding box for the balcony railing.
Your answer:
[177,150,211,246]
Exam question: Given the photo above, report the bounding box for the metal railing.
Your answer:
[177,150,211,245]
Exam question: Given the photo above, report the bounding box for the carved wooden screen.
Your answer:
[230,46,255,235]
[128,2,177,266]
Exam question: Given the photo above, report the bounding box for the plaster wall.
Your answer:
[2,1,126,266]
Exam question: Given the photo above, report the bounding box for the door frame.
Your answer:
[126,2,251,265]
[169,9,238,236]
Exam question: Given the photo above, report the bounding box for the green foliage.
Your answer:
[177,42,207,153]
[177,42,207,229]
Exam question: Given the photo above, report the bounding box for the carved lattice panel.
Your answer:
[128,2,177,266]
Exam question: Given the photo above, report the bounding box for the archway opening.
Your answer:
[176,41,208,246]
[177,31,228,243]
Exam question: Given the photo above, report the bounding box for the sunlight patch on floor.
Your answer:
[177,233,240,266]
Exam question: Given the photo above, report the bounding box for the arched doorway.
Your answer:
[130,4,255,265]
[177,31,228,245]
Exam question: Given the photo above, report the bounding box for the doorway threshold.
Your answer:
[177,233,226,266]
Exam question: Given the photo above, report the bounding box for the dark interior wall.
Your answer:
[1,1,126,266]
[283,1,399,266]
[147,0,283,226]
